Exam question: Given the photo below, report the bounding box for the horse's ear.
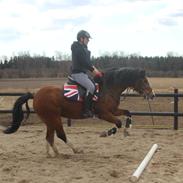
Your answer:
[139,70,145,78]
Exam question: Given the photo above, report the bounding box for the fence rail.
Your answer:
[121,88,182,130]
[0,89,182,130]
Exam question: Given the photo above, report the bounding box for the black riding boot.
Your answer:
[83,93,93,118]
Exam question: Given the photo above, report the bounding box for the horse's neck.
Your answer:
[100,73,135,100]
[102,85,127,103]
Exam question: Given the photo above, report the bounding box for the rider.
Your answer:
[70,30,102,117]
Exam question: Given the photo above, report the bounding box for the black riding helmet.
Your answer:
[77,30,91,40]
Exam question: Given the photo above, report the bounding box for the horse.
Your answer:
[3,67,154,156]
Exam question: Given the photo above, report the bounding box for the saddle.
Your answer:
[64,76,100,102]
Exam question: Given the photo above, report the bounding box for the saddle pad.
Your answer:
[64,83,99,102]
[64,84,82,101]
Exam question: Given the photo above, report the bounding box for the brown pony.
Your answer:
[4,67,154,156]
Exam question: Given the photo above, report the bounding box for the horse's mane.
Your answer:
[102,67,145,88]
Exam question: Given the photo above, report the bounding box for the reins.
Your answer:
[147,99,155,126]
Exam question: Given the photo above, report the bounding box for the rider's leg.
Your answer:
[83,90,94,117]
[71,73,95,117]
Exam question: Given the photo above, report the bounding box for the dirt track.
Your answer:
[0,78,183,183]
[0,120,183,183]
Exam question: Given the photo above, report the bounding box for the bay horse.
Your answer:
[4,67,154,156]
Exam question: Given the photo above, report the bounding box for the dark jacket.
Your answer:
[71,41,94,73]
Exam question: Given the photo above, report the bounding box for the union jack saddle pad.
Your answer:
[64,83,99,102]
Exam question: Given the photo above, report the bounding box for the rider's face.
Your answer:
[83,37,89,45]
[80,37,89,45]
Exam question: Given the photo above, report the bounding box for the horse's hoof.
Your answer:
[46,153,52,158]
[54,152,59,157]
[124,129,130,137]
[100,131,107,137]
[73,148,84,154]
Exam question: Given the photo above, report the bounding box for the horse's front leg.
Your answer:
[113,108,132,127]
[113,108,131,117]
[99,111,131,137]
[113,108,132,137]
[98,112,125,137]
[98,112,122,128]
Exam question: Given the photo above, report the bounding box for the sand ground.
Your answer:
[0,120,183,183]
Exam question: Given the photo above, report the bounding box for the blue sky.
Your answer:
[0,0,183,58]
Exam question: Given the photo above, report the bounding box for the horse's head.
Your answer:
[101,67,155,99]
[133,70,155,99]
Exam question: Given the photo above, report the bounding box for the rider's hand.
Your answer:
[93,67,103,77]
[95,71,103,77]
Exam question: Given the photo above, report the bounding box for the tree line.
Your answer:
[0,53,183,78]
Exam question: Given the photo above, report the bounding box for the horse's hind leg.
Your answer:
[54,120,83,154]
[46,125,59,157]
[37,114,58,156]
[43,116,82,154]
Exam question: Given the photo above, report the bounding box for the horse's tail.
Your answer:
[4,92,34,134]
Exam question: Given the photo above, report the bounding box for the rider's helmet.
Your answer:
[77,30,91,40]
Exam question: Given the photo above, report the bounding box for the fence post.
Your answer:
[174,88,178,130]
